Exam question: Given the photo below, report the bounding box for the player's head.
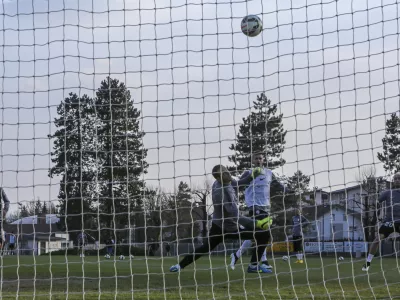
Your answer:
[252,153,265,167]
[393,172,400,188]
[212,165,232,184]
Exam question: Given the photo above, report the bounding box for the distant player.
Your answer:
[165,243,171,256]
[170,165,273,273]
[230,153,286,270]
[77,232,88,258]
[363,172,400,272]
[8,231,16,256]
[105,237,115,256]
[291,209,310,264]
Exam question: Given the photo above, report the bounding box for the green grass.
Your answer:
[0,255,398,299]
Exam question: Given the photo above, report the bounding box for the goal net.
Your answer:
[1,0,400,299]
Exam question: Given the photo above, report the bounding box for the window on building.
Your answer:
[343,214,347,221]
[61,242,69,249]
[349,226,357,231]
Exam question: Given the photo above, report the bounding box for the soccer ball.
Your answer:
[241,15,263,37]
[105,254,110,259]
[338,256,344,261]
[119,255,125,260]
[282,256,289,261]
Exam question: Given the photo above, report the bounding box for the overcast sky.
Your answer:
[0,0,399,210]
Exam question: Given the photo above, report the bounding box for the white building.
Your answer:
[303,180,390,243]
[303,204,364,241]
[5,214,73,255]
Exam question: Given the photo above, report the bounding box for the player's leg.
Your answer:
[362,223,391,271]
[293,236,304,263]
[255,210,272,269]
[298,236,305,262]
[170,225,222,272]
[260,248,271,268]
[293,236,299,262]
[237,229,271,273]
[230,239,252,270]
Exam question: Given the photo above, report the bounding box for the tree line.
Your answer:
[24,76,399,243]
[7,199,58,223]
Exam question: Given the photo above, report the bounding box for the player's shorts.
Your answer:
[248,207,269,220]
[292,235,303,252]
[78,242,86,249]
[378,221,400,238]
[8,243,14,250]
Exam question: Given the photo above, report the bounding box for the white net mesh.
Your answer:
[0,0,400,299]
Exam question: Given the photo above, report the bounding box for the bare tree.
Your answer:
[354,166,387,241]
[191,180,213,238]
[6,211,20,223]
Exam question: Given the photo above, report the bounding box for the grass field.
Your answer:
[0,255,398,299]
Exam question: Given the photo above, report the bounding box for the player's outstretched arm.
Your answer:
[232,167,262,189]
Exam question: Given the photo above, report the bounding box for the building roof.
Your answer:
[302,204,361,221]
[3,223,60,236]
[23,235,65,241]
[11,214,59,225]
[328,184,365,194]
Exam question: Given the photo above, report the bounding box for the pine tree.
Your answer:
[228,93,286,174]
[49,93,97,238]
[42,202,48,215]
[377,113,400,175]
[285,170,311,195]
[34,199,42,215]
[278,170,314,216]
[94,77,148,237]
[19,204,29,218]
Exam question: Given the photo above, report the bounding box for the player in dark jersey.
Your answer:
[362,172,400,271]
[291,209,310,264]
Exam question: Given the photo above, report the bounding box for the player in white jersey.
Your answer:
[230,153,286,270]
